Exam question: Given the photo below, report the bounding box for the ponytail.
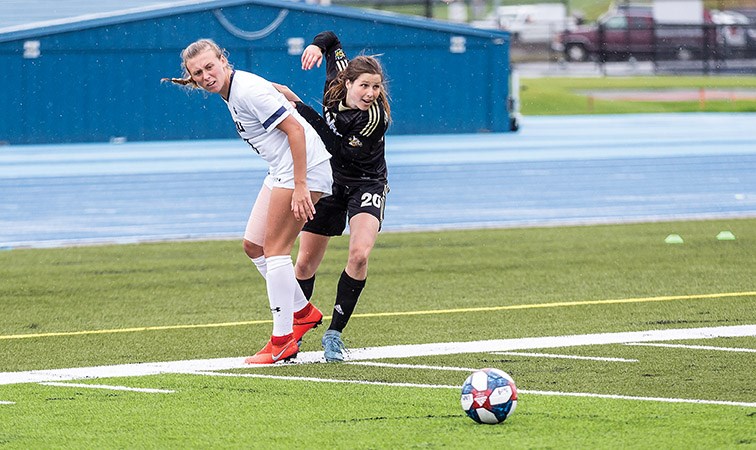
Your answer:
[161,38,232,89]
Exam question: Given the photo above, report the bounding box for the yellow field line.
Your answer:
[3,291,754,341]
[357,291,756,317]
[0,320,273,340]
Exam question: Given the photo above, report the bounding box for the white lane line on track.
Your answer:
[1,324,755,386]
[492,352,638,362]
[187,371,756,408]
[38,382,175,393]
[625,342,756,352]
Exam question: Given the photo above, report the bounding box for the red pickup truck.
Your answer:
[554,8,718,62]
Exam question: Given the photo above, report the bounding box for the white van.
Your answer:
[494,3,574,43]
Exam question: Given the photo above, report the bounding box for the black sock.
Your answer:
[329,270,365,333]
[297,275,316,300]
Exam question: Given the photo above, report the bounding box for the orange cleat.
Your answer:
[293,303,323,343]
[244,336,299,364]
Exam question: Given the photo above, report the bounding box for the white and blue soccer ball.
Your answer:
[460,368,518,424]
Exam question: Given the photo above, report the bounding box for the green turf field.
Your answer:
[520,76,756,115]
[1,219,754,448]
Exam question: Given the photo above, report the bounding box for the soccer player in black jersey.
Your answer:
[293,31,391,362]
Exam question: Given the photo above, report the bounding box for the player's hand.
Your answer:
[301,45,323,70]
[291,184,315,222]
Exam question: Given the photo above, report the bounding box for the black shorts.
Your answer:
[303,181,389,236]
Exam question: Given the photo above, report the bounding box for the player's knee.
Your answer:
[294,256,318,279]
[347,246,371,271]
[243,239,263,259]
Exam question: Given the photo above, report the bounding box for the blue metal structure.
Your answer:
[0,0,514,145]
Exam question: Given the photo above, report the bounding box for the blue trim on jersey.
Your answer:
[224,70,236,102]
[263,106,287,130]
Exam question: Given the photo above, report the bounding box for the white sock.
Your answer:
[265,255,295,337]
[250,256,267,279]
[256,255,307,314]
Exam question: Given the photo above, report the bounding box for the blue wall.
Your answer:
[0,0,513,145]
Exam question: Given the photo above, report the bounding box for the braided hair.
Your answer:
[161,39,233,88]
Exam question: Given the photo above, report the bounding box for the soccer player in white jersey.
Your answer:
[164,39,332,364]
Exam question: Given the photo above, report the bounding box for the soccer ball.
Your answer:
[460,368,518,424]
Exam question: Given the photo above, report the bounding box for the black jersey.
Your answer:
[311,31,389,185]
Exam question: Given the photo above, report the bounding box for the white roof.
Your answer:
[0,0,214,34]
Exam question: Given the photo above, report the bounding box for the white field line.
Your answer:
[1,324,754,386]
[493,351,638,362]
[191,370,459,389]
[1,401,15,405]
[39,382,175,393]
[348,361,477,371]
[625,342,756,352]
[189,370,756,408]
[522,390,756,408]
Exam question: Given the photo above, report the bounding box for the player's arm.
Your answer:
[271,82,301,103]
[276,115,314,221]
[302,31,347,89]
[294,101,339,155]
[271,81,338,156]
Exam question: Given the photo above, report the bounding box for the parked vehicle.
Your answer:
[712,10,747,47]
[553,6,717,62]
[711,9,755,56]
[477,3,575,43]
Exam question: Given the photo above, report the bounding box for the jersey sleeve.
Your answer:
[241,81,290,133]
[311,31,349,96]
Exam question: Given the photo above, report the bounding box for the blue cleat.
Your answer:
[321,330,346,362]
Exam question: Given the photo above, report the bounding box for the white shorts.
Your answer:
[272,159,333,197]
[243,161,333,245]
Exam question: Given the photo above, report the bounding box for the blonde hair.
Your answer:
[325,55,391,124]
[161,38,232,88]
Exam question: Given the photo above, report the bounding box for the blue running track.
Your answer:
[1,113,755,248]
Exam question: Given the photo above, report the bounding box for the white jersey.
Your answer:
[224,70,331,179]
